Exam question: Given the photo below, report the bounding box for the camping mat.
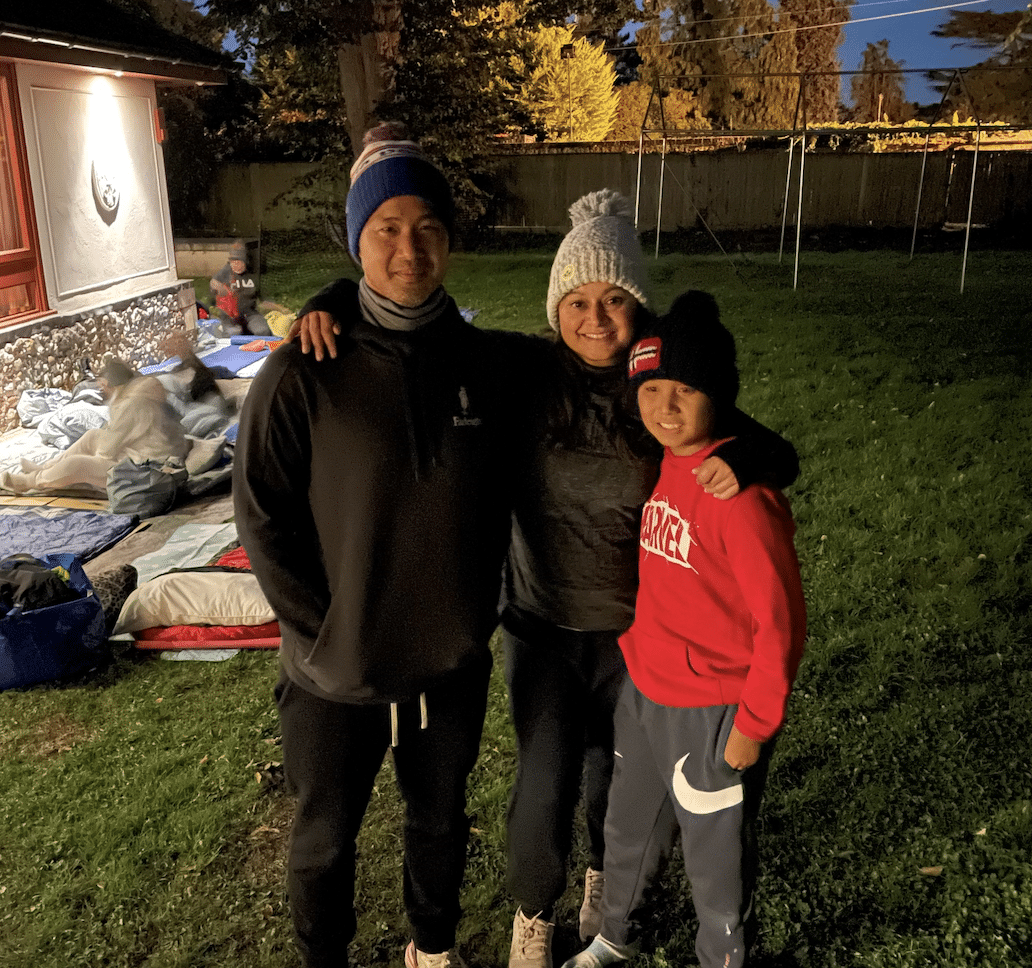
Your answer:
[139,335,281,379]
[198,342,278,376]
[159,649,240,662]
[0,508,139,563]
[134,621,280,650]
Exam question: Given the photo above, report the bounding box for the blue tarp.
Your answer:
[193,341,278,374]
[141,335,283,379]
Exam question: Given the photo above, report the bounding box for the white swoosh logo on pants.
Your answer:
[672,754,744,815]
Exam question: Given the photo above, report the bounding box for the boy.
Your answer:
[561,291,807,968]
[209,239,273,336]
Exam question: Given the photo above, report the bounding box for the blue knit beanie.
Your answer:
[345,122,454,259]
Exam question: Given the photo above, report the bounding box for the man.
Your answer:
[233,122,526,968]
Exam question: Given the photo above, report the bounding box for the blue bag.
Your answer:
[0,553,107,691]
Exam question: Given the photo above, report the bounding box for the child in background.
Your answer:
[209,239,275,336]
[561,291,807,968]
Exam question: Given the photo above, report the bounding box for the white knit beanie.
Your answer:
[546,189,650,331]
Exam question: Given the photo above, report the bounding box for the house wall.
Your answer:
[0,62,194,433]
[13,64,180,314]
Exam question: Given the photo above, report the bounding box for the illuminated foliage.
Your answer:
[518,24,620,141]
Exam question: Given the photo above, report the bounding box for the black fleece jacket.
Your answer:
[233,279,532,703]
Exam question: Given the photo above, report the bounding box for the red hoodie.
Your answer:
[619,442,807,743]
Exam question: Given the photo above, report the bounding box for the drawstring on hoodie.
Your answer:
[390,692,429,747]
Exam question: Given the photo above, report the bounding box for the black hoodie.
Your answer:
[233,279,532,703]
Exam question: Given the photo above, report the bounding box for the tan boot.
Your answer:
[404,941,467,968]
[509,907,554,968]
[578,867,605,941]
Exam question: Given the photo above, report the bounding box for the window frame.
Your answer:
[0,60,48,326]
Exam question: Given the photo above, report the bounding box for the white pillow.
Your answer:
[113,571,275,633]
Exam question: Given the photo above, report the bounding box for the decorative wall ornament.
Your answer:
[91,159,120,223]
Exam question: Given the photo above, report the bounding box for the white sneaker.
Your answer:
[509,908,554,968]
[579,867,605,941]
[560,936,634,968]
[404,941,468,968]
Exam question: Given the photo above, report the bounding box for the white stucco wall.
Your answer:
[13,63,179,318]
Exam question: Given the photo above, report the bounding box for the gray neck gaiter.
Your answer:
[359,276,449,332]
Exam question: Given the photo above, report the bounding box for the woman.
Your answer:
[291,189,798,968]
[500,191,796,968]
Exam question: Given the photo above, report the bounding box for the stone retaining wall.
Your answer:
[0,284,196,435]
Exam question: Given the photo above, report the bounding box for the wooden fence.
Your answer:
[200,148,1032,238]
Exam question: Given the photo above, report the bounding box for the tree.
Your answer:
[109,0,223,45]
[636,0,800,130]
[202,1,632,148]
[199,1,633,224]
[849,40,912,122]
[779,0,853,122]
[518,25,620,140]
[929,6,1032,122]
[251,47,350,161]
[605,81,703,139]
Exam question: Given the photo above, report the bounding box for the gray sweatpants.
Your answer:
[599,677,772,968]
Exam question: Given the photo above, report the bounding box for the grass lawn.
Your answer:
[2,238,1031,968]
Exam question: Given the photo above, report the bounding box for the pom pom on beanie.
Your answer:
[346,121,454,259]
[546,188,650,330]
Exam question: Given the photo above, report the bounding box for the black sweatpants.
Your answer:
[600,678,772,968]
[503,618,627,915]
[275,655,491,968]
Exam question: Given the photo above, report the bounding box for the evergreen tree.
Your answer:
[779,0,853,122]
[200,0,630,223]
[636,0,799,130]
[518,24,620,140]
[251,48,350,160]
[110,0,223,47]
[849,40,912,122]
[202,1,630,149]
[929,6,1032,122]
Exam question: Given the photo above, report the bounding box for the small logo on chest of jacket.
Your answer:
[453,385,483,427]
